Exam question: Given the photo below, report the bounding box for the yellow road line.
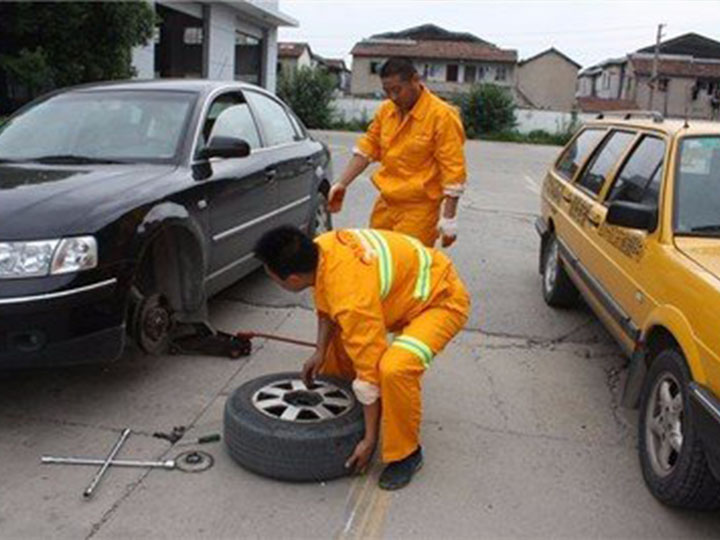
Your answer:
[337,462,392,540]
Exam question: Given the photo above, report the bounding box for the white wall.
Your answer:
[332,97,596,134]
[205,3,236,80]
[132,43,155,79]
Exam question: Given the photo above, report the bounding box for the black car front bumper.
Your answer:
[0,276,126,369]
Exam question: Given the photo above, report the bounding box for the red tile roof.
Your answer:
[278,42,310,59]
[630,57,720,78]
[576,97,639,112]
[351,40,516,63]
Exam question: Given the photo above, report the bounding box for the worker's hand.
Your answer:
[438,216,458,248]
[327,183,347,213]
[345,438,375,474]
[301,350,325,387]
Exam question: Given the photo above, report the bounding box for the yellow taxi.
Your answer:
[536,111,720,509]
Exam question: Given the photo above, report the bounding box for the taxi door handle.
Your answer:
[587,212,602,227]
[562,188,573,202]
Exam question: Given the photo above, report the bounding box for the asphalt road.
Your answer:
[1,132,719,538]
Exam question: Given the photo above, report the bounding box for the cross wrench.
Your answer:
[83,428,131,499]
[41,456,176,470]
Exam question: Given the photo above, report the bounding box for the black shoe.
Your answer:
[378,446,423,491]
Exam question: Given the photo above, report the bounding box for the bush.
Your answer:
[455,84,516,137]
[276,67,336,129]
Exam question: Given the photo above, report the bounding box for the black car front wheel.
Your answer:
[638,348,720,509]
[309,192,332,237]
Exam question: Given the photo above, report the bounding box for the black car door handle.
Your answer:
[265,167,277,181]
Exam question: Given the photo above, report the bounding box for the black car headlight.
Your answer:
[0,236,97,279]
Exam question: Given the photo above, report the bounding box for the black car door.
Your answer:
[198,91,273,294]
[244,90,317,230]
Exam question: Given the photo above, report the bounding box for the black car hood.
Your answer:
[0,163,177,239]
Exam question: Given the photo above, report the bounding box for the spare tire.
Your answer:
[223,372,365,482]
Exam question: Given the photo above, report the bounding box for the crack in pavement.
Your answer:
[215,297,314,313]
[461,318,601,350]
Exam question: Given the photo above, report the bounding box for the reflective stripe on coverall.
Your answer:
[354,86,467,247]
[313,229,470,462]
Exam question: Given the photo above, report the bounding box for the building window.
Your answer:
[446,64,459,82]
[183,27,203,45]
[422,64,438,79]
[658,78,669,92]
[478,66,486,80]
[370,61,381,75]
[495,66,507,81]
[464,65,476,83]
[602,72,610,89]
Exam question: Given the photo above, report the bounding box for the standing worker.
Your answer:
[255,225,470,490]
[328,57,467,248]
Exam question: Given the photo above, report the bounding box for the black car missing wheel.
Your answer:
[0,80,332,367]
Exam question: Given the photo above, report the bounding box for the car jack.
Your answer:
[169,324,315,359]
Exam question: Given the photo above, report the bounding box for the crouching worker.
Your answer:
[254,225,470,490]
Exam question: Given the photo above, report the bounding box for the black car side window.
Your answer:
[606,136,665,206]
[576,130,635,196]
[556,128,605,181]
[201,93,261,150]
[244,91,297,147]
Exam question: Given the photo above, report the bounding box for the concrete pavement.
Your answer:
[1,131,718,538]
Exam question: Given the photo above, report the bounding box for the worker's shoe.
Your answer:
[378,446,423,491]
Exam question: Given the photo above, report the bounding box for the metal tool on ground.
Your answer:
[42,456,176,470]
[174,450,214,473]
[175,433,222,447]
[153,425,187,444]
[169,323,316,359]
[234,331,315,349]
[83,428,131,499]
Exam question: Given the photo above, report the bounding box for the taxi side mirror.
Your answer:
[606,201,657,231]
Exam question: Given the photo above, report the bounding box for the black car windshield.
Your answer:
[0,90,196,163]
[675,136,720,236]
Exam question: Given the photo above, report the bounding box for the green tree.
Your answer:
[455,84,516,137]
[276,66,336,129]
[0,2,155,108]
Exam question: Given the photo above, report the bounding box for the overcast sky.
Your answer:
[277,0,720,68]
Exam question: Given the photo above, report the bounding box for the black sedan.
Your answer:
[0,80,332,367]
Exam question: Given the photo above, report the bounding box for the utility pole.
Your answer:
[648,23,666,110]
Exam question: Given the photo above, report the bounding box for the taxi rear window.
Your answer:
[556,128,605,180]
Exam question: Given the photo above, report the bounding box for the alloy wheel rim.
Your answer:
[645,372,684,477]
[252,378,354,423]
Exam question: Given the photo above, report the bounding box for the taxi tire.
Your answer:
[638,348,720,510]
[309,192,333,237]
[541,234,578,308]
[223,372,365,482]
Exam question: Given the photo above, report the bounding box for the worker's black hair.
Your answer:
[254,225,319,280]
[379,57,417,81]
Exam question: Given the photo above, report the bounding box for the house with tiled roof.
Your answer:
[516,48,581,111]
[277,42,318,74]
[349,24,517,97]
[576,33,720,119]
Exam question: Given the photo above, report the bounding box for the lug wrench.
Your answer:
[83,428,131,499]
[41,456,176,470]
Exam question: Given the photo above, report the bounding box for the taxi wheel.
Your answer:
[638,348,720,509]
[541,234,578,308]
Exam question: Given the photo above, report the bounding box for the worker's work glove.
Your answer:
[327,183,347,213]
[438,216,458,247]
[301,350,326,387]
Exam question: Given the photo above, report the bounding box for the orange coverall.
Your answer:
[314,229,470,462]
[354,86,467,247]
